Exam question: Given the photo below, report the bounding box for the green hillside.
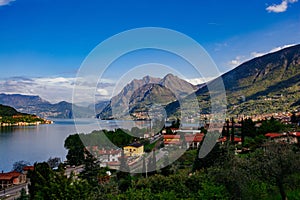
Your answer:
[167,44,300,117]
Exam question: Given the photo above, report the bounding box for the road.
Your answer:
[0,183,28,200]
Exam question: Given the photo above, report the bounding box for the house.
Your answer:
[265,133,289,143]
[264,132,300,144]
[98,149,122,167]
[0,171,26,189]
[123,143,144,157]
[218,136,242,145]
[184,133,205,149]
[163,135,181,145]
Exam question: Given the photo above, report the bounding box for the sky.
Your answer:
[0,0,300,104]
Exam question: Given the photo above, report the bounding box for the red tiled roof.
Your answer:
[107,161,120,166]
[218,136,242,143]
[164,135,180,139]
[265,133,284,138]
[184,133,204,142]
[0,171,21,180]
[23,166,34,171]
[234,137,242,142]
[164,141,181,145]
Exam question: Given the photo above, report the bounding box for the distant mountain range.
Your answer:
[0,94,94,119]
[167,44,300,117]
[2,45,299,120]
[97,74,198,119]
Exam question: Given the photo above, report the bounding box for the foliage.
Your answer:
[258,117,286,134]
[28,162,92,200]
[64,134,85,166]
[12,160,31,172]
[47,157,61,169]
[0,104,20,116]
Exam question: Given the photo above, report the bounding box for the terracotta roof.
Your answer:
[234,137,242,142]
[164,141,181,145]
[163,135,180,139]
[218,136,242,143]
[184,133,204,142]
[265,133,284,138]
[0,171,21,180]
[107,161,120,166]
[23,166,34,171]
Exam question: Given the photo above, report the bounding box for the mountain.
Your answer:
[0,104,21,116]
[98,74,198,119]
[0,94,93,118]
[89,100,110,114]
[167,44,300,117]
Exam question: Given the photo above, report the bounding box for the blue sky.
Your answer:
[0,0,300,103]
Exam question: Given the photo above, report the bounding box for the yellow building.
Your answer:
[123,143,144,157]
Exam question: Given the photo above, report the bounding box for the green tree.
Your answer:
[12,160,30,172]
[64,134,85,166]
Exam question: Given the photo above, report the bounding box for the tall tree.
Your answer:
[230,117,235,143]
[64,134,85,166]
[12,160,31,173]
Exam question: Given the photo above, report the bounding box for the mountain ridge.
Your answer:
[98,73,198,119]
[167,44,300,117]
[0,93,93,119]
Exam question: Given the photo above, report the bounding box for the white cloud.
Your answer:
[0,76,116,105]
[266,0,298,13]
[251,44,296,58]
[228,56,245,67]
[0,0,15,6]
[228,44,296,68]
[186,77,216,85]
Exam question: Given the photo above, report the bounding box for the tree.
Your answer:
[249,142,300,200]
[81,151,100,186]
[230,117,235,143]
[28,162,93,200]
[47,157,61,169]
[64,134,85,166]
[12,160,31,172]
[17,188,29,200]
[171,118,180,128]
[242,118,256,138]
[193,143,227,172]
[291,112,299,125]
[117,151,131,192]
[258,117,284,135]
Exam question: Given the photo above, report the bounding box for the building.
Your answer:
[123,143,144,157]
[264,132,300,144]
[218,136,242,145]
[98,149,122,167]
[0,171,26,189]
[163,135,181,146]
[185,133,205,149]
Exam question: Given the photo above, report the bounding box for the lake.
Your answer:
[0,119,151,172]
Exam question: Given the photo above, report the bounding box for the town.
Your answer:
[1,112,300,199]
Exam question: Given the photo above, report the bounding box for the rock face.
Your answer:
[97,74,198,119]
[167,44,300,116]
[0,93,93,118]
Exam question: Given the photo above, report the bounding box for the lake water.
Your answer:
[0,119,150,172]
